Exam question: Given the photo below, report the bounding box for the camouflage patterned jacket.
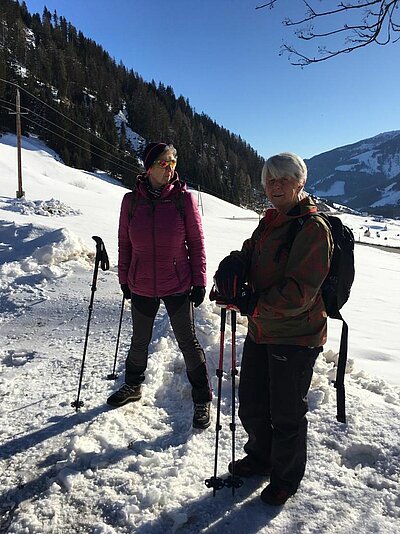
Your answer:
[234,197,333,346]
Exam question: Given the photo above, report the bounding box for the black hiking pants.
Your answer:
[125,293,212,404]
[238,335,321,494]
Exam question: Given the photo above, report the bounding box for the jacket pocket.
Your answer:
[173,257,182,284]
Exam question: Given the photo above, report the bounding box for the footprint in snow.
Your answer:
[3,349,37,367]
[341,442,382,470]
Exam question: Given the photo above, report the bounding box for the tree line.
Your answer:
[0,0,266,208]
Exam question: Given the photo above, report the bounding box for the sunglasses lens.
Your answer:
[157,160,176,169]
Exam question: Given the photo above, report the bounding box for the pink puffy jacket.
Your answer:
[118,174,207,297]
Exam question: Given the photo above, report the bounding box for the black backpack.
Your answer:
[283,212,355,423]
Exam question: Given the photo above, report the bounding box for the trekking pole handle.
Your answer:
[92,236,110,271]
[209,285,240,312]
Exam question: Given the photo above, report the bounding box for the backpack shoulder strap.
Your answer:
[252,217,267,244]
[313,213,350,423]
[335,317,348,423]
[274,213,311,262]
[128,190,139,221]
[174,190,186,220]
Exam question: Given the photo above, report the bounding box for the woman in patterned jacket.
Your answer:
[107,142,212,430]
[214,152,333,505]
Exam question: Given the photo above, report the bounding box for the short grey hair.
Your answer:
[261,152,307,188]
[162,144,178,159]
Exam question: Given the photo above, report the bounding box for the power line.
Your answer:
[23,103,142,173]
[0,103,139,176]
[0,83,264,205]
[20,113,140,176]
[0,97,142,174]
[1,102,262,204]
[0,77,144,162]
[2,102,265,210]
[0,98,143,175]
[0,101,14,113]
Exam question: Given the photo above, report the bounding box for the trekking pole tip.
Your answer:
[224,475,243,490]
[106,372,119,380]
[205,476,225,492]
[71,400,84,411]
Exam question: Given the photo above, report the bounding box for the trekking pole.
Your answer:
[205,306,226,496]
[71,236,109,411]
[107,294,125,380]
[224,309,243,495]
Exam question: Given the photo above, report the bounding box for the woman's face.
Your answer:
[264,175,303,213]
[148,149,177,188]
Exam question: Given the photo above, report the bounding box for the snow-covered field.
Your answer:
[1,134,399,533]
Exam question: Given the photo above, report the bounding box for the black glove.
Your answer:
[209,286,224,303]
[233,286,259,316]
[214,254,246,300]
[121,283,131,300]
[189,286,206,307]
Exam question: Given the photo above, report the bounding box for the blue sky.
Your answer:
[22,0,400,159]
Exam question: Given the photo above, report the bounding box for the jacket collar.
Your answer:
[264,197,318,227]
[135,172,186,199]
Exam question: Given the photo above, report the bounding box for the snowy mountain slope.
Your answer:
[114,106,146,154]
[1,135,400,533]
[306,130,400,214]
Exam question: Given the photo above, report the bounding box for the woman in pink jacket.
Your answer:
[107,142,212,429]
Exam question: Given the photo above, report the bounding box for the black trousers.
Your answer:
[238,335,320,494]
[125,293,212,404]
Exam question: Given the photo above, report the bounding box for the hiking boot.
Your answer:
[193,402,211,429]
[260,484,294,506]
[228,455,271,478]
[107,383,142,407]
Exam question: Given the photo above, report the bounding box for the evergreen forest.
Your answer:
[0,0,266,209]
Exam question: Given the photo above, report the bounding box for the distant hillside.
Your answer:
[306,131,400,217]
[0,0,264,208]
[4,1,398,216]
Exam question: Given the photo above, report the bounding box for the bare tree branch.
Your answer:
[257,0,400,65]
[256,1,278,9]
[281,1,384,26]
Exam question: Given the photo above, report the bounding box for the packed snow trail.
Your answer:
[1,135,400,532]
[1,251,400,533]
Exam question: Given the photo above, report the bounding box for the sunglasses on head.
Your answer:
[154,159,177,169]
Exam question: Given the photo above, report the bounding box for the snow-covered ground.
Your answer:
[1,134,399,533]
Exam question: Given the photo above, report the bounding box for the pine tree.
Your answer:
[1,0,265,205]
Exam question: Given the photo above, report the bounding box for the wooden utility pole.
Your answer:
[16,88,24,198]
